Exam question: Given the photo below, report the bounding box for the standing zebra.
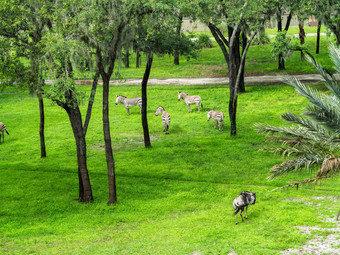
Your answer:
[0,122,10,143]
[177,91,203,113]
[155,106,171,134]
[207,110,225,131]
[115,95,142,115]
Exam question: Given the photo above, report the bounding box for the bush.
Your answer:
[251,33,270,45]
[197,34,213,49]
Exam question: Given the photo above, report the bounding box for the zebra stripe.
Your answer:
[177,91,203,113]
[207,110,225,131]
[0,122,10,143]
[115,95,142,115]
[155,106,171,134]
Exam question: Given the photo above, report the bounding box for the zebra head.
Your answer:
[207,110,213,121]
[115,95,125,105]
[155,106,164,116]
[177,91,187,101]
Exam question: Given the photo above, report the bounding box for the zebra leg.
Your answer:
[218,121,221,131]
[245,205,248,219]
[126,107,130,115]
[196,103,200,113]
[213,120,216,129]
[235,213,238,225]
[221,120,224,131]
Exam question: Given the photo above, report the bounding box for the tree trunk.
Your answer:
[278,52,285,70]
[141,53,153,148]
[228,26,241,136]
[173,15,183,65]
[316,21,321,54]
[239,32,247,93]
[124,49,130,68]
[83,71,100,136]
[298,19,305,45]
[65,105,93,203]
[38,93,46,158]
[136,50,141,68]
[102,74,117,205]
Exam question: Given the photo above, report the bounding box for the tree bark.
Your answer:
[65,105,93,203]
[83,71,100,136]
[228,25,241,136]
[38,92,46,158]
[102,74,117,205]
[136,50,141,68]
[298,19,305,45]
[173,15,183,65]
[141,53,153,148]
[124,49,130,68]
[316,20,321,54]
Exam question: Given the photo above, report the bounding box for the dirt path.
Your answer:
[45,74,340,86]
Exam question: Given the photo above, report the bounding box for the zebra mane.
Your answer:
[158,105,165,110]
[117,95,126,98]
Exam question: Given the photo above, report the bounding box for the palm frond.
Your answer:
[329,44,340,75]
[268,155,323,180]
[270,174,340,191]
[304,105,340,132]
[281,112,330,137]
[316,157,340,178]
[305,53,340,100]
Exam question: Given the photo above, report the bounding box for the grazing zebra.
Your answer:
[155,106,171,134]
[115,95,142,115]
[233,191,256,225]
[0,122,10,143]
[207,110,225,131]
[177,91,203,113]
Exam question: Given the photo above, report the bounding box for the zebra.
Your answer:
[155,106,171,134]
[115,95,142,115]
[233,191,256,224]
[207,110,225,131]
[0,122,10,143]
[177,91,203,113]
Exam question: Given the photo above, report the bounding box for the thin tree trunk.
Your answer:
[83,71,100,136]
[298,19,305,45]
[136,50,141,68]
[239,31,247,93]
[316,20,321,54]
[124,49,130,68]
[65,106,93,203]
[141,53,153,148]
[38,92,46,158]
[102,74,117,205]
[173,15,183,65]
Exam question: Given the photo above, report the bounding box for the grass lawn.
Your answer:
[0,84,339,254]
[73,34,335,80]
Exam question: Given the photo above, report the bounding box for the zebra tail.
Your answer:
[6,129,9,135]
[201,102,203,109]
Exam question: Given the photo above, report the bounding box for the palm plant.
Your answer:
[255,44,340,188]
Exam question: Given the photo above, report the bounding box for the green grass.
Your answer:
[73,35,334,80]
[265,25,328,35]
[0,84,339,254]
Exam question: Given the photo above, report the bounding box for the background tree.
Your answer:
[135,4,199,147]
[0,0,53,158]
[256,45,340,188]
[193,0,269,136]
[311,0,340,45]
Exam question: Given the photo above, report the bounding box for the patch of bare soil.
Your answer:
[280,197,340,255]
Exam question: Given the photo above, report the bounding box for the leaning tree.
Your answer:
[255,44,340,189]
